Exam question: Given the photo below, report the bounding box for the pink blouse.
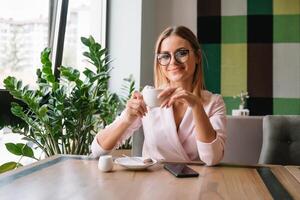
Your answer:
[91,90,227,166]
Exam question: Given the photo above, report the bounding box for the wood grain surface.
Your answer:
[0,155,299,200]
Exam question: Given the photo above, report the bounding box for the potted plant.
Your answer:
[232,91,250,116]
[0,36,134,173]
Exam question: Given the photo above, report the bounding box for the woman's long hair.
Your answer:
[154,26,205,98]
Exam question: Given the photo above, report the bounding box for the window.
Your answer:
[0,0,107,165]
[62,0,107,74]
[0,0,49,89]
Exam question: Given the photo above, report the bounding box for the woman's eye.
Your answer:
[177,50,188,57]
[159,54,170,59]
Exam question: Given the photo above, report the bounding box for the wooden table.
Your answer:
[285,165,300,184]
[0,155,299,200]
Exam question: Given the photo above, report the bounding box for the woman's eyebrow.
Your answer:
[159,47,187,54]
[176,47,188,51]
[158,51,170,54]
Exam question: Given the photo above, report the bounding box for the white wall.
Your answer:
[107,0,197,94]
[154,0,197,36]
[107,0,142,94]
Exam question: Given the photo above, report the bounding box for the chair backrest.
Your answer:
[259,115,300,165]
[222,116,263,165]
[132,127,144,156]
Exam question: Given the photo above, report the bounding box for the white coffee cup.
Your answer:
[142,86,164,108]
[98,155,113,172]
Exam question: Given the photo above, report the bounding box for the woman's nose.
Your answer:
[168,55,179,65]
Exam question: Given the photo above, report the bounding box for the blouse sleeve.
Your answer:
[91,112,142,158]
[196,95,227,166]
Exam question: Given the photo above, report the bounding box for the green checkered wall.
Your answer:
[198,0,300,115]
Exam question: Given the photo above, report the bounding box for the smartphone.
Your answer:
[164,163,199,178]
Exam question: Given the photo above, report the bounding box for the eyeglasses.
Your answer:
[156,49,190,66]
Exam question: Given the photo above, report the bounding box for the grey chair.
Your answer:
[222,116,263,165]
[259,115,300,165]
[132,127,144,156]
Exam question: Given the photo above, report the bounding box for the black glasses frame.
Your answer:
[156,49,190,66]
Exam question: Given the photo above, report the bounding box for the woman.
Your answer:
[91,26,226,166]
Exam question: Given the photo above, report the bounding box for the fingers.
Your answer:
[127,104,144,118]
[160,88,195,108]
[132,91,143,100]
[167,91,188,107]
[127,91,147,117]
[159,87,183,108]
[158,87,178,108]
[157,87,177,99]
[135,92,148,114]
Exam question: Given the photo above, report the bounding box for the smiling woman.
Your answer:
[92,26,227,166]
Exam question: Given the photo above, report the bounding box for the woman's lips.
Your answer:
[167,67,184,72]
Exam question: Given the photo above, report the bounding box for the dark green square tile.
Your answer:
[202,44,221,93]
[222,16,247,43]
[274,15,300,42]
[248,0,273,15]
[223,96,241,115]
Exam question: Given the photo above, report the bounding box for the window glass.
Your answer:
[62,0,106,76]
[0,0,49,89]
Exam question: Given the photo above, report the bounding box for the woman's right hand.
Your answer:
[123,91,147,124]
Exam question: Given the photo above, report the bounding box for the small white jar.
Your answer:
[98,155,113,172]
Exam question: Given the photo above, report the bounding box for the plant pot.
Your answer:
[232,109,250,116]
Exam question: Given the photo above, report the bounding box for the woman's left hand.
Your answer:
[158,87,200,108]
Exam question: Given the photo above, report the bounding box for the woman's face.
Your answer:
[158,35,198,85]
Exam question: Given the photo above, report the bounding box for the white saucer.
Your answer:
[114,157,157,170]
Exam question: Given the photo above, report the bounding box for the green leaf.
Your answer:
[3,76,17,90]
[5,143,22,155]
[16,143,35,158]
[46,74,55,83]
[81,37,90,46]
[83,51,91,59]
[16,80,23,89]
[98,48,107,57]
[83,68,96,79]
[0,162,20,173]
[11,103,24,118]
[38,104,48,117]
[42,65,52,74]
[60,66,80,81]
[88,36,95,44]
[41,48,51,64]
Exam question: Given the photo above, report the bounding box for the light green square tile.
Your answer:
[221,44,247,96]
[274,0,300,14]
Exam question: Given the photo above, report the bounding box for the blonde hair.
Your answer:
[154,26,205,98]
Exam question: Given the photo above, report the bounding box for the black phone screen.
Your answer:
[164,163,199,178]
